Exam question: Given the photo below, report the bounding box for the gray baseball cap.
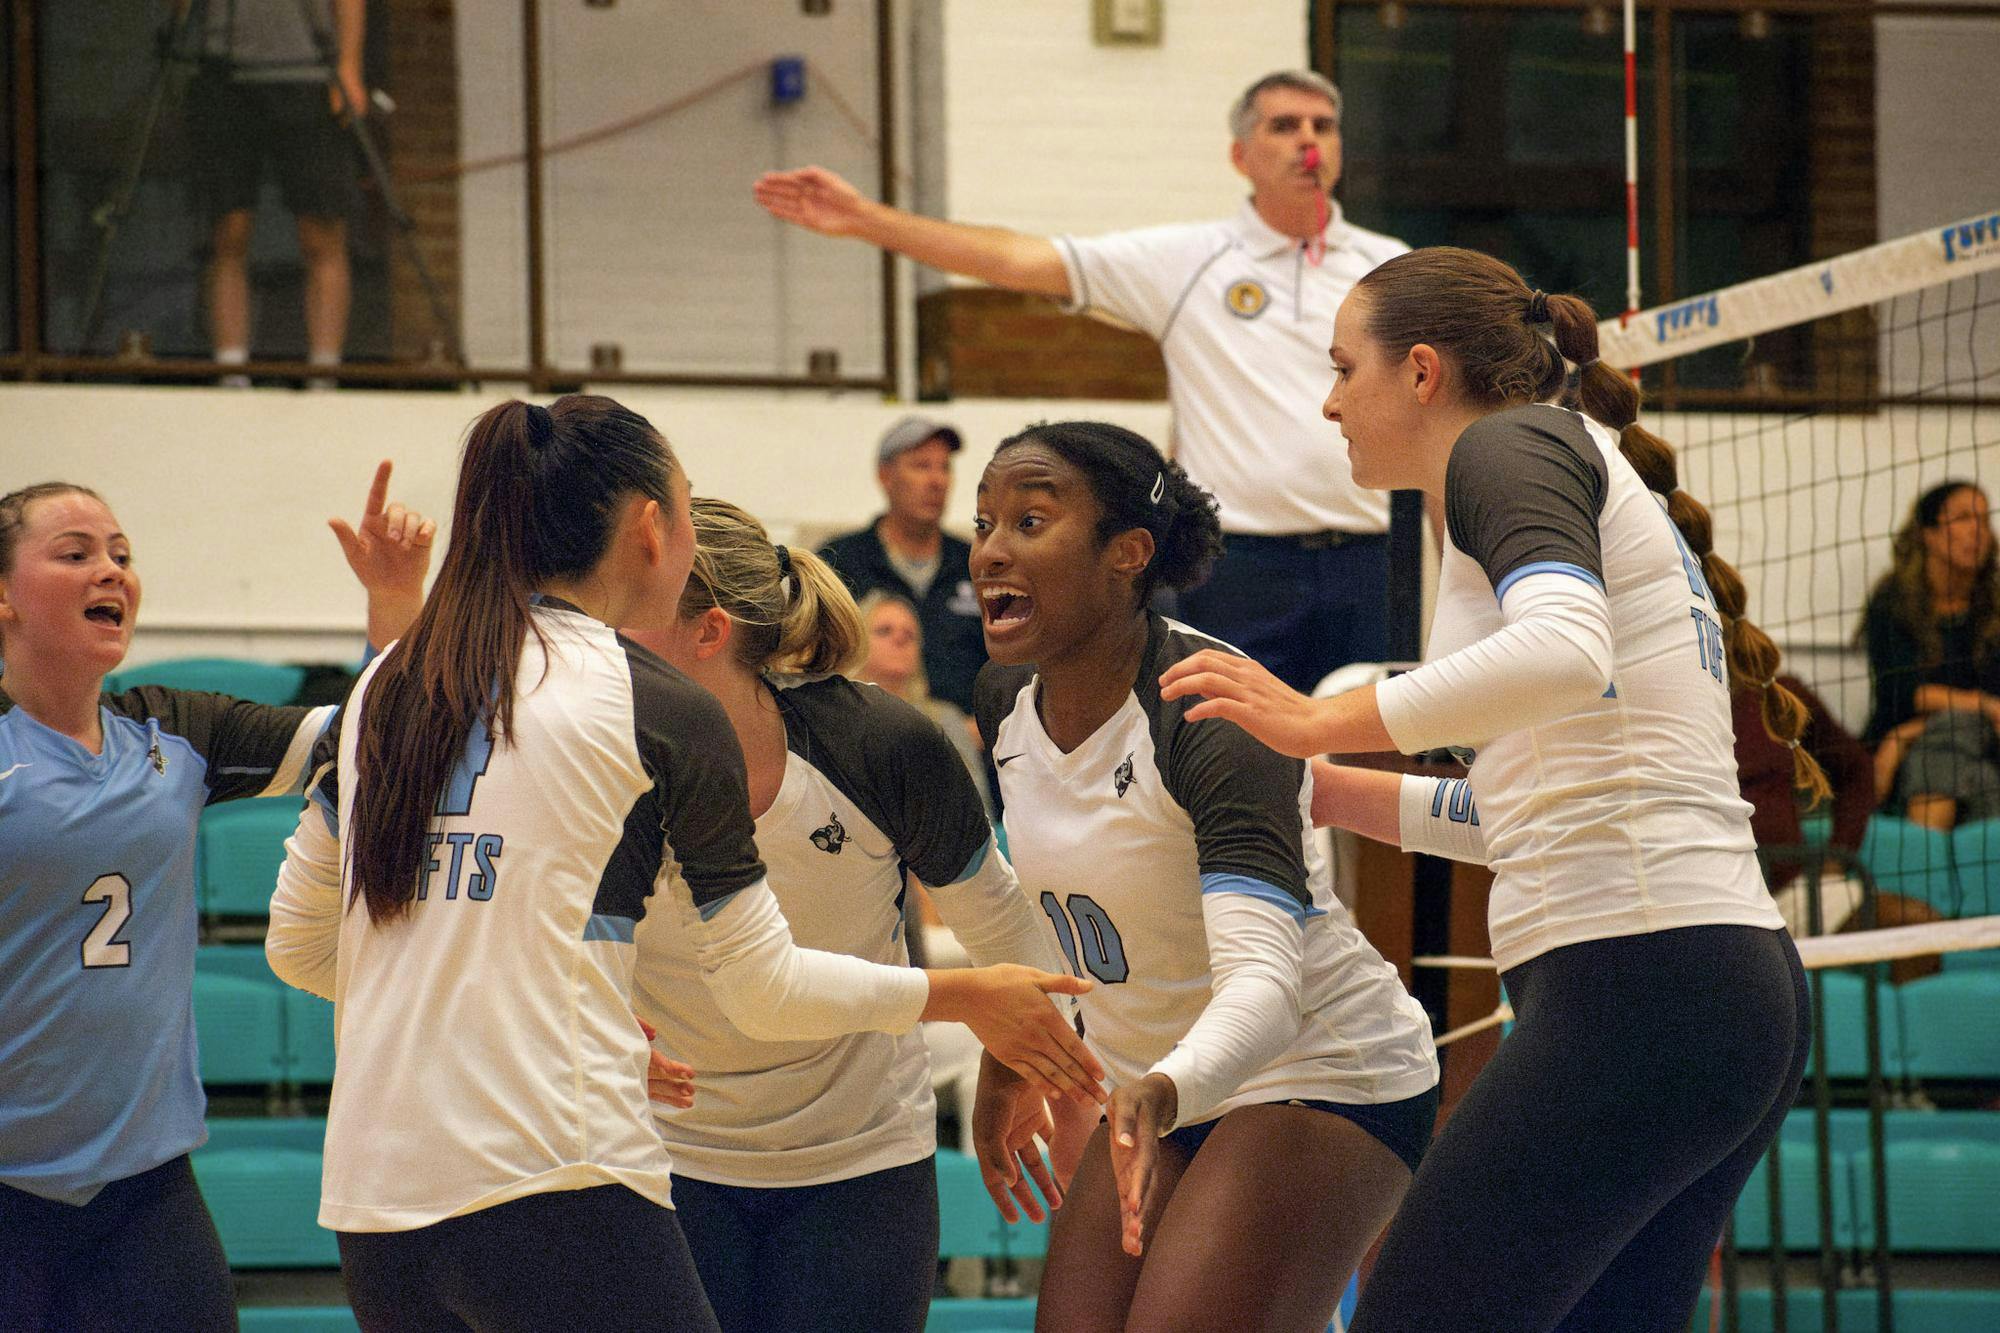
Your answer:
[877,415,963,463]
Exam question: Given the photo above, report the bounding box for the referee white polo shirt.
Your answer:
[1055,200,1407,537]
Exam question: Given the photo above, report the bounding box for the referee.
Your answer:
[756,70,1407,694]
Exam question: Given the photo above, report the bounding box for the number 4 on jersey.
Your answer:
[1039,892,1129,985]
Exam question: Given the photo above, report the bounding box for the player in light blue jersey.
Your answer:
[0,467,431,1332]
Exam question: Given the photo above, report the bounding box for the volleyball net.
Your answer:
[1618,210,2000,966]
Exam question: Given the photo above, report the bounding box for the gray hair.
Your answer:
[1229,70,1343,141]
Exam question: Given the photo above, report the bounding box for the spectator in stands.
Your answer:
[818,418,987,714]
[1734,672,1871,929]
[850,591,992,817]
[759,70,1407,695]
[188,0,365,382]
[1860,480,2000,831]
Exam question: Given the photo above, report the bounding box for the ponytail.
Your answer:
[1358,247,1831,807]
[682,498,865,677]
[348,395,679,924]
[1549,296,1833,807]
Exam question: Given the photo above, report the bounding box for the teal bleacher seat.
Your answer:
[107,657,306,707]
[205,1116,327,1154]
[1693,1287,2000,1332]
[1951,819,2000,919]
[930,1148,1043,1332]
[190,1146,337,1267]
[1848,1138,2000,1251]
[284,988,338,1083]
[238,1309,359,1333]
[1732,1138,1855,1250]
[1898,969,2000,1079]
[1778,1105,2000,1152]
[192,970,287,1086]
[1859,815,1957,913]
[1802,969,1903,1080]
[200,797,302,918]
[1798,809,1834,855]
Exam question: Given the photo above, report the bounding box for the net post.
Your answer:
[1800,868,1840,1333]
[1851,856,1896,1332]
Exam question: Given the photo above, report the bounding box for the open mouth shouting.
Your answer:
[84,598,127,630]
[979,583,1036,638]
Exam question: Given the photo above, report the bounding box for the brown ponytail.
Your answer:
[348,395,681,925]
[1356,247,1832,807]
[679,498,865,677]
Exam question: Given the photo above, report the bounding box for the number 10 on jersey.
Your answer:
[1039,892,1129,985]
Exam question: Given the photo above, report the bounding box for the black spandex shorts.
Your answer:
[1163,1085,1439,1175]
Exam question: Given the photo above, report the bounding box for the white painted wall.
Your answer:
[456,3,890,377]
[6,382,1994,738]
[937,0,1308,238]
[0,383,1166,665]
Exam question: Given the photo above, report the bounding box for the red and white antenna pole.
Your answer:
[1622,0,1641,327]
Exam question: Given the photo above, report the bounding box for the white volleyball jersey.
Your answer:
[268,603,769,1232]
[1391,405,1783,971]
[637,676,1068,1188]
[976,618,1437,1127]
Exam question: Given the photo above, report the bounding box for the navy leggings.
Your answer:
[1351,925,1811,1333]
[339,1184,719,1332]
[0,1155,236,1332]
[670,1156,939,1333]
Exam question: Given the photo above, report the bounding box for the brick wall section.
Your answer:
[383,0,461,364]
[917,289,1167,400]
[1807,13,1878,399]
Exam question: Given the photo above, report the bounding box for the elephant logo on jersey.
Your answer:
[810,812,848,855]
[1113,752,1136,798]
[147,740,167,775]
[1224,279,1268,320]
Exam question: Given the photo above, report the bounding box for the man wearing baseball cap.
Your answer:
[818,416,987,713]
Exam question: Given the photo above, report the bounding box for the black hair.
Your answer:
[349,394,680,925]
[1917,478,1981,528]
[994,420,1224,605]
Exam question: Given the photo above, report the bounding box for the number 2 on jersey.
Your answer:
[1039,892,1129,984]
[80,873,134,969]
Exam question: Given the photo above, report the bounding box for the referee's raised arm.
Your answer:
[753,164,1071,297]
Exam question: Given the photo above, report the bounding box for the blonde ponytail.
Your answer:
[681,498,864,676]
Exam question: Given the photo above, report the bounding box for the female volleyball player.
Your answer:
[967,421,1440,1332]
[621,498,1083,1333]
[1161,248,1817,1331]
[264,397,1092,1333]
[0,466,430,1332]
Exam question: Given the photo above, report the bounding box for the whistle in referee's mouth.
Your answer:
[1302,145,1322,172]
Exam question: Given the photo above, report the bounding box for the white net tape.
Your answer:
[1597,207,2000,370]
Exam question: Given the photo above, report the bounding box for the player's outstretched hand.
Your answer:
[752,166,869,237]
[971,1052,1061,1224]
[925,965,1104,1107]
[332,460,435,597]
[1158,649,1331,759]
[1108,1073,1177,1257]
[637,1017,695,1109]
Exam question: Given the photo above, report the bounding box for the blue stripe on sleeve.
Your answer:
[696,889,744,923]
[947,837,992,886]
[582,913,636,943]
[1199,873,1323,924]
[1493,560,1605,602]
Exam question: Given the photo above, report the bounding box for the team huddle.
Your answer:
[4,70,1816,1333]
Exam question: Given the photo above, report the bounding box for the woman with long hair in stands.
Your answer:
[265,397,1096,1333]
[0,466,429,1332]
[621,499,1082,1333]
[1858,480,2000,830]
[1162,249,1823,1331]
